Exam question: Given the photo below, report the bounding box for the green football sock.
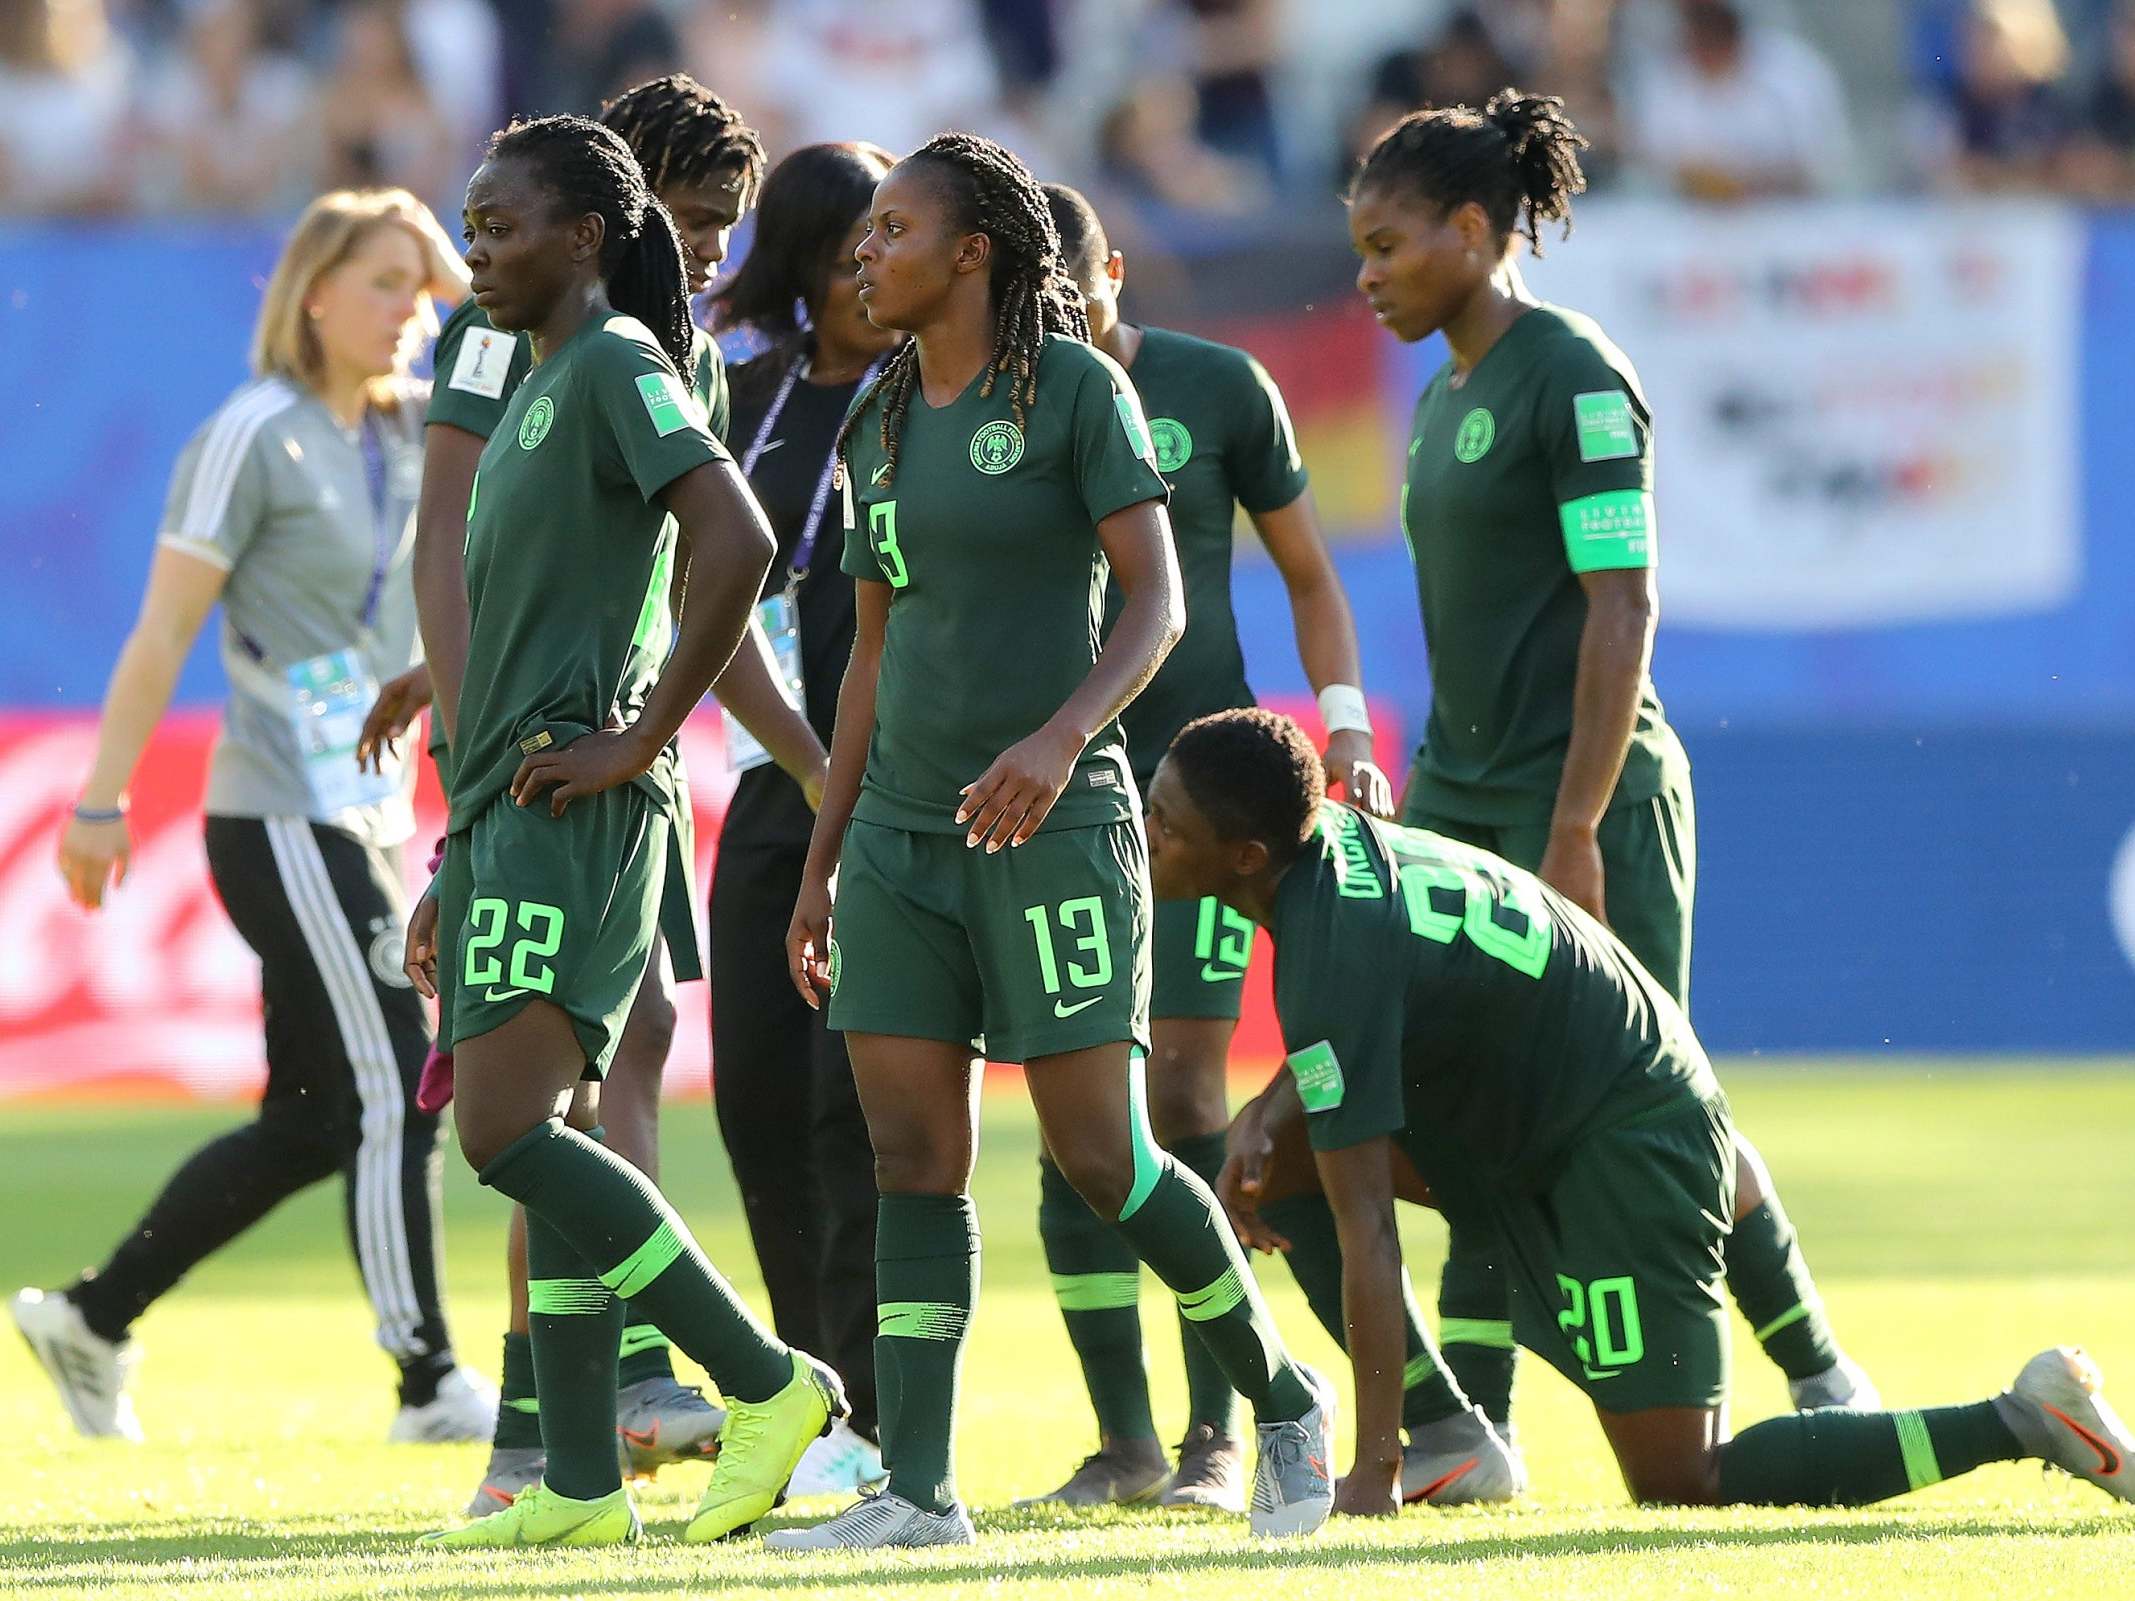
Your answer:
[1717,1402,2020,1504]
[876,1193,979,1515]
[523,1207,624,1499]
[481,1118,791,1407]
[1439,1219,1517,1427]
[1169,1131,1243,1437]
[1728,1198,1842,1383]
[1111,1156,1313,1425]
[492,1330,542,1451]
[1038,1156,1155,1443]
[615,1307,677,1388]
[1258,1192,1468,1430]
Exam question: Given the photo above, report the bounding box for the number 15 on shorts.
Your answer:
[1025,897,1112,1019]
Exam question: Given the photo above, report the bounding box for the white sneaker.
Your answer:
[389,1365,500,1444]
[764,1490,975,1550]
[1996,1345,2135,1505]
[1250,1367,1334,1539]
[787,1418,889,1497]
[10,1287,141,1440]
[1400,1405,1527,1504]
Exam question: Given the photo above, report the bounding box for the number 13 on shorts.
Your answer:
[1025,896,1113,1017]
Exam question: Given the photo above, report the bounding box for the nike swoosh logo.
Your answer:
[1200,964,1245,983]
[620,1424,658,1447]
[485,986,528,1002]
[1582,1368,1623,1381]
[1053,995,1103,1018]
[1407,1456,1477,1504]
[2045,1401,2124,1476]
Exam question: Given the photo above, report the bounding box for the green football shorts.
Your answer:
[1487,1092,1737,1412]
[1149,893,1254,1022]
[437,784,666,1077]
[827,818,1152,1063]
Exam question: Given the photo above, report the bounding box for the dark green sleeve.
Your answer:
[590,331,728,502]
[840,382,894,583]
[693,332,731,446]
[427,300,529,441]
[1538,344,1654,575]
[1226,351,1309,515]
[1072,347,1169,526]
[1275,909,1407,1154]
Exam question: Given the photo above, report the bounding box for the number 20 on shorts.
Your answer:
[464,897,566,998]
[1557,1273,1644,1380]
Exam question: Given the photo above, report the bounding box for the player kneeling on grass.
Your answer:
[406,115,842,1549]
[1146,708,2134,1516]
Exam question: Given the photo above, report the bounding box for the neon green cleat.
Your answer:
[422,1480,641,1548]
[684,1350,846,1543]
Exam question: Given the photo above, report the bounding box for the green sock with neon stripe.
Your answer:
[876,1193,979,1514]
[481,1119,792,1412]
[1439,1220,1518,1428]
[1168,1131,1244,1437]
[1728,1198,1842,1382]
[1717,1402,2020,1504]
[1111,1157,1313,1425]
[492,1330,542,1450]
[1258,1192,1469,1430]
[524,1207,625,1498]
[1037,1156,1155,1443]
[615,1308,677,1388]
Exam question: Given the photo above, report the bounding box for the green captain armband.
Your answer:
[1560,489,1656,573]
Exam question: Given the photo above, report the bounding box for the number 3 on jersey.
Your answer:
[868,500,909,589]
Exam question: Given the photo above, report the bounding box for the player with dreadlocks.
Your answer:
[356,76,818,1518]
[770,132,1333,1550]
[1289,87,1877,1485]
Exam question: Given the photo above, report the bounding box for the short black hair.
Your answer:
[598,73,766,201]
[1168,709,1325,866]
[710,141,894,348]
[1042,181,1110,283]
[1350,86,1587,255]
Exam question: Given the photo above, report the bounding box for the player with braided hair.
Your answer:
[1342,88,1877,1486]
[771,133,1333,1550]
[407,113,844,1550]
[361,76,813,1518]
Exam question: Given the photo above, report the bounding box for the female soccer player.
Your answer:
[406,114,839,1550]
[773,132,1331,1551]
[14,189,495,1444]
[1023,183,1411,1514]
[1349,90,1872,1441]
[1151,707,2133,1518]
[364,73,773,1518]
[703,139,904,1498]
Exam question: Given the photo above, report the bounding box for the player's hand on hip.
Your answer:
[957,722,1084,853]
[56,815,131,911]
[1538,822,1608,926]
[1332,1464,1402,1518]
[356,663,433,774]
[1217,1102,1289,1254]
[1324,730,1394,819]
[786,871,835,1010]
[511,728,650,816]
[404,886,441,1000]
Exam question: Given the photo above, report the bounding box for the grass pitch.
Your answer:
[4,1061,2132,1599]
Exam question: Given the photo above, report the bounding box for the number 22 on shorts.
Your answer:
[1025,896,1112,1018]
[464,897,566,1001]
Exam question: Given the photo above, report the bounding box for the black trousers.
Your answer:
[708,839,879,1435]
[71,816,453,1394]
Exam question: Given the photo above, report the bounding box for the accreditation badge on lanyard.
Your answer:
[722,354,881,775]
[286,413,402,814]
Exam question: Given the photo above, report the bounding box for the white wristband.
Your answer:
[1317,684,1372,736]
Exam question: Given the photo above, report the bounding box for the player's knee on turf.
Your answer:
[1602,1410,1725,1506]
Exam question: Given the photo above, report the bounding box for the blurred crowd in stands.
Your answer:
[5,0,2134,219]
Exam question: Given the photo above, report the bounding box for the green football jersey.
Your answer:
[447,313,729,828]
[1401,303,1687,824]
[1271,801,1714,1199]
[840,333,1169,835]
[427,301,726,788]
[1101,327,1309,788]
